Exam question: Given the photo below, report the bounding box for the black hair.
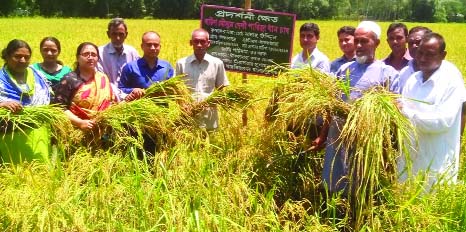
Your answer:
[387,22,408,36]
[1,39,31,62]
[107,17,127,31]
[300,23,320,36]
[421,32,446,52]
[337,26,355,37]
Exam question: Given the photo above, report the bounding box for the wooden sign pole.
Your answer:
[242,0,251,127]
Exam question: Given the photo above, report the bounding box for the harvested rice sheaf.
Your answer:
[339,87,415,229]
[144,74,192,102]
[0,104,71,140]
[89,98,184,151]
[267,67,351,132]
[187,86,253,116]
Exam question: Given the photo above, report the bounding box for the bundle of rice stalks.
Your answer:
[187,86,253,116]
[267,67,350,134]
[144,74,192,103]
[87,98,184,153]
[0,104,70,140]
[338,87,415,229]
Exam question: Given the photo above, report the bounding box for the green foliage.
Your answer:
[3,0,465,22]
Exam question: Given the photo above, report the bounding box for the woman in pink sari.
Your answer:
[52,42,116,130]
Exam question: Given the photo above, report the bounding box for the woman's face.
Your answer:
[40,40,60,63]
[6,47,31,74]
[77,45,98,71]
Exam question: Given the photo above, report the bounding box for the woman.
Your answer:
[52,42,115,130]
[0,39,52,163]
[32,37,72,87]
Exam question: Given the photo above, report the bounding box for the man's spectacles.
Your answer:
[192,39,209,45]
[80,52,98,58]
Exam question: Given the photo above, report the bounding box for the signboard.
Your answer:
[201,5,296,76]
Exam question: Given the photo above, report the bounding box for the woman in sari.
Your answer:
[32,37,72,87]
[0,39,51,163]
[52,42,115,130]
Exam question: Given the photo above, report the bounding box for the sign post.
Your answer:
[200,3,296,126]
[242,0,251,126]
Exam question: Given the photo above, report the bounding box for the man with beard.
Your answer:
[98,18,139,100]
[320,21,399,195]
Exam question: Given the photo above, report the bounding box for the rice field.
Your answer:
[0,18,466,231]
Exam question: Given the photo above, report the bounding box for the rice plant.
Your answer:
[339,87,416,230]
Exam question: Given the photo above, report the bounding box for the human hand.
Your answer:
[78,119,96,130]
[308,136,326,151]
[125,88,145,102]
[0,101,22,113]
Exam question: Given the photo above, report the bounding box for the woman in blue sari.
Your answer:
[0,39,51,163]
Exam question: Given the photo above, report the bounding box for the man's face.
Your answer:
[354,28,379,64]
[416,38,445,75]
[107,24,127,48]
[338,32,355,55]
[407,31,426,59]
[387,27,407,54]
[299,30,318,51]
[190,31,210,57]
[141,33,161,59]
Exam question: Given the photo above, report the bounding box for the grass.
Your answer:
[0,18,465,231]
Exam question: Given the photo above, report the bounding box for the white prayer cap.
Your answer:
[357,21,381,39]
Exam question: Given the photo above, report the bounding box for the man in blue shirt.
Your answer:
[330,26,355,74]
[119,31,174,101]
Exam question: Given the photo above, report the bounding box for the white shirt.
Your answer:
[176,54,229,130]
[398,59,416,93]
[399,60,466,185]
[290,47,330,73]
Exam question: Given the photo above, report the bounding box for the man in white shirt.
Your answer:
[290,22,330,73]
[398,26,432,93]
[399,32,466,186]
[98,18,139,100]
[176,28,229,130]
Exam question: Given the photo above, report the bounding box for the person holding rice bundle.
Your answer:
[0,39,52,163]
[175,28,229,131]
[52,42,116,131]
[118,31,174,102]
[321,21,399,195]
[32,37,72,87]
[398,32,466,187]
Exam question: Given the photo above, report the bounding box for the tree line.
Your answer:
[1,0,465,22]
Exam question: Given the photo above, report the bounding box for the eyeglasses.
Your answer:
[192,39,209,45]
[80,52,98,58]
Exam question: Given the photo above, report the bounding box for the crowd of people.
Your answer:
[0,18,464,192]
[292,21,465,192]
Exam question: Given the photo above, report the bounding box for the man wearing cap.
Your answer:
[320,21,399,195]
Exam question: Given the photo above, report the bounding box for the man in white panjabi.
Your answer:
[398,32,466,187]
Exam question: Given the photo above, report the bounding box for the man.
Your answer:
[98,18,139,99]
[175,28,229,130]
[398,33,466,186]
[321,21,399,194]
[118,31,174,102]
[330,26,355,74]
[291,22,330,73]
[397,26,432,93]
[383,22,412,71]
